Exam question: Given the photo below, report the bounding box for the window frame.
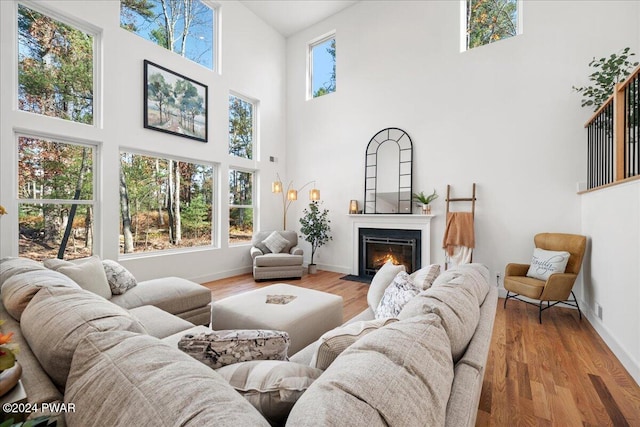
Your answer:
[307,30,336,100]
[228,91,258,161]
[460,0,523,52]
[118,149,217,258]
[228,167,255,246]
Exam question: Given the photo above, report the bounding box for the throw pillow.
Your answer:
[216,360,323,425]
[178,329,289,369]
[367,261,406,311]
[262,231,289,254]
[526,248,571,281]
[310,318,398,370]
[102,259,137,295]
[44,255,112,300]
[409,264,441,290]
[374,271,420,319]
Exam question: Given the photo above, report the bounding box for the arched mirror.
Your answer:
[364,128,413,214]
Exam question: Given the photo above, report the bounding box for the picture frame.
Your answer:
[143,60,208,142]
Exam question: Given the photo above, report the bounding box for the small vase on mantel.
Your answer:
[421,204,432,215]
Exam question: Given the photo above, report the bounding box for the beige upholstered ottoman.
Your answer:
[210,284,343,355]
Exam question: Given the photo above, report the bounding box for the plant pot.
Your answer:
[308,264,318,274]
[421,204,431,215]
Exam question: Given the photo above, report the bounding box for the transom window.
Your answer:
[229,93,256,160]
[120,0,217,70]
[228,169,253,245]
[119,151,214,254]
[308,32,336,99]
[18,136,96,261]
[462,0,521,51]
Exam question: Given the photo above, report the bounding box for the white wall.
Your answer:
[0,0,287,281]
[285,0,639,282]
[581,180,640,383]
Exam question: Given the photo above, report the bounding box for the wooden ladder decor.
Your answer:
[444,183,477,267]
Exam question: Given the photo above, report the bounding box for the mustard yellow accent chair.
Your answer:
[503,233,587,323]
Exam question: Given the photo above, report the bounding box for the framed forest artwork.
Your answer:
[144,60,208,142]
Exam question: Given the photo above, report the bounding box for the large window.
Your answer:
[463,0,520,51]
[120,0,217,70]
[228,169,253,244]
[18,4,94,124]
[309,33,336,99]
[228,94,255,160]
[18,136,95,261]
[119,152,214,254]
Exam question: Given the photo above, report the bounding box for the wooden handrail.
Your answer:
[584,62,640,128]
[584,95,614,128]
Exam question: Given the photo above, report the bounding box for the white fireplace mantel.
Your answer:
[347,214,434,275]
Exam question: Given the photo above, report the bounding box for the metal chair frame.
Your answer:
[503,290,583,324]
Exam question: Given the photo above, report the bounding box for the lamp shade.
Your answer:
[272,181,283,193]
[287,189,298,201]
[309,188,320,201]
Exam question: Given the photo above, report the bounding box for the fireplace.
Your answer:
[359,228,421,278]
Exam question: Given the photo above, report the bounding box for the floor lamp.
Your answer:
[272,173,320,230]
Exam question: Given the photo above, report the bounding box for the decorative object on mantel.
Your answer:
[412,189,438,215]
[348,200,358,214]
[363,128,413,214]
[299,201,332,274]
[443,183,476,270]
[272,173,320,230]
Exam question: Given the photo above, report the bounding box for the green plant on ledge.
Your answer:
[573,47,639,111]
[412,189,438,206]
[299,201,332,272]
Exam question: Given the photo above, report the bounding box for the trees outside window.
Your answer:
[119,152,214,254]
[18,136,95,261]
[465,0,519,51]
[120,0,216,70]
[229,94,255,160]
[228,169,253,245]
[309,34,336,98]
[18,4,94,124]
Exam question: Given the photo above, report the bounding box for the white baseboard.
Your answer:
[191,266,252,284]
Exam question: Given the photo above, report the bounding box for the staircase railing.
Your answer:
[584,65,640,190]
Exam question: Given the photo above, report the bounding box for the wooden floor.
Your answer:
[203,271,640,426]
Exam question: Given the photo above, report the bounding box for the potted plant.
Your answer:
[412,189,438,214]
[299,201,332,274]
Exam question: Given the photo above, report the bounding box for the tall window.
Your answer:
[228,169,253,244]
[18,136,95,261]
[119,152,214,254]
[120,0,217,70]
[309,33,336,99]
[228,94,255,160]
[18,4,94,124]
[463,0,520,51]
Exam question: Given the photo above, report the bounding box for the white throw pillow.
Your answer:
[375,271,420,319]
[367,261,406,311]
[44,255,112,299]
[526,248,571,281]
[311,318,398,370]
[409,264,441,290]
[262,231,289,254]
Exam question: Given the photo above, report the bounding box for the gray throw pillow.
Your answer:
[102,259,137,295]
[262,231,289,254]
[374,271,420,319]
[178,329,289,369]
[367,261,406,310]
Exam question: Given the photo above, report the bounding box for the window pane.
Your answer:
[18,4,94,124]
[19,203,94,261]
[229,95,254,159]
[466,0,518,50]
[18,137,93,200]
[120,152,214,254]
[228,170,253,244]
[311,37,336,98]
[120,0,215,70]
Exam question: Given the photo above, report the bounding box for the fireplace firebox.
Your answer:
[358,228,421,278]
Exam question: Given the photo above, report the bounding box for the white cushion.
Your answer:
[216,360,323,425]
[409,264,441,290]
[367,261,406,310]
[374,271,420,319]
[526,248,570,281]
[44,255,112,299]
[311,318,398,370]
[262,231,289,254]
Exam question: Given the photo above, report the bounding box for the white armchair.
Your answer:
[250,230,304,281]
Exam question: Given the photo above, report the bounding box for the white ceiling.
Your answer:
[239,1,358,37]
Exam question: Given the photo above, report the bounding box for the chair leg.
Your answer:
[539,301,543,324]
[572,291,583,320]
[504,291,510,309]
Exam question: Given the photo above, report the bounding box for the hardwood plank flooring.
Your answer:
[202,270,640,426]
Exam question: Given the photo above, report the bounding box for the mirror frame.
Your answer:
[363,127,413,214]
